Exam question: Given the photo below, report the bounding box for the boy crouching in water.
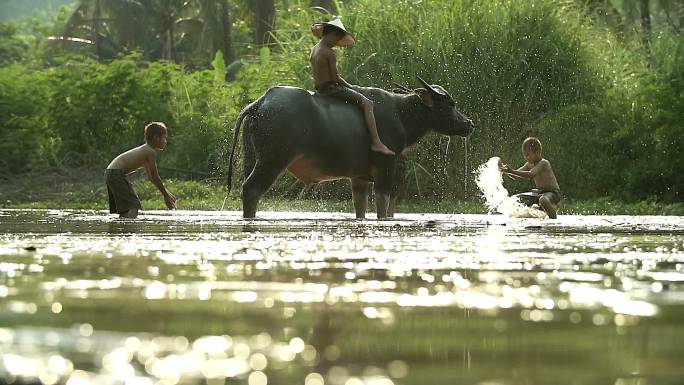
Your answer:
[105,122,176,218]
[499,137,561,219]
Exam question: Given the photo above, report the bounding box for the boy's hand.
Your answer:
[165,192,177,210]
[498,160,509,173]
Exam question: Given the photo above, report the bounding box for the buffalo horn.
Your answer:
[416,75,445,95]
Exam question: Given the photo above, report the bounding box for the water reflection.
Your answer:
[0,210,683,384]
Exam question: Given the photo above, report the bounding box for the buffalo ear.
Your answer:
[393,82,413,94]
[417,76,446,96]
[416,89,434,107]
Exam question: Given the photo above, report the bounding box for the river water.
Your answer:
[1,209,683,385]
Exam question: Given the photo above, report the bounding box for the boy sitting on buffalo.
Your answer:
[105,122,176,218]
[310,17,394,156]
[498,137,561,219]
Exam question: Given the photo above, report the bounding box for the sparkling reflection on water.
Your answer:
[1,209,683,385]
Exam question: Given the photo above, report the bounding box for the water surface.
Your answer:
[1,209,683,385]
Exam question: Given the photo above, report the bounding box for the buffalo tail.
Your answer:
[226,100,260,194]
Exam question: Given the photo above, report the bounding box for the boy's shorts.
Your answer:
[316,82,368,105]
[105,169,142,214]
[515,188,561,207]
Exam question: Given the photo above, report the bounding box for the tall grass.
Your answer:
[1,0,681,204]
[269,0,610,199]
[270,0,682,203]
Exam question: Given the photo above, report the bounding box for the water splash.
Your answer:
[463,137,468,199]
[474,157,547,219]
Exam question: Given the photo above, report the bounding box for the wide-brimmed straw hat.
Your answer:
[311,17,355,47]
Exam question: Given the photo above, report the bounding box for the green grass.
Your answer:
[1,172,682,216]
[2,0,682,203]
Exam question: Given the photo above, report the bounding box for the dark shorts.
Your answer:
[105,169,142,214]
[515,188,561,207]
[316,81,368,105]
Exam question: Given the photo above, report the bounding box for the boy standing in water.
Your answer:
[105,122,176,218]
[499,137,561,219]
[310,17,394,155]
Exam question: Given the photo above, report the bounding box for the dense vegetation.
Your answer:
[0,0,682,209]
[0,0,73,21]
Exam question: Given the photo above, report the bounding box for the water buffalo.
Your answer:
[227,76,474,219]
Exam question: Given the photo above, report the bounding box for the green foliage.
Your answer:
[0,64,51,173]
[537,27,684,201]
[537,104,619,199]
[0,23,30,65]
[641,31,684,201]
[562,197,684,216]
[211,50,226,83]
[54,0,256,67]
[166,67,239,174]
[0,53,256,176]
[0,0,73,21]
[44,54,174,163]
[263,0,617,200]
[0,0,682,209]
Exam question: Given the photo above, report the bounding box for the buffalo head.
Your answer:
[416,76,474,137]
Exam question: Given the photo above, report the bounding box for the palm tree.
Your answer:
[59,0,196,62]
[194,0,234,64]
[60,0,149,60]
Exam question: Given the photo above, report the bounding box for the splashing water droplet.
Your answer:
[474,157,508,212]
[474,157,546,218]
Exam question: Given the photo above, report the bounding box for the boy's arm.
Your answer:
[500,161,530,179]
[517,163,532,172]
[327,50,353,88]
[144,152,176,209]
[506,162,543,179]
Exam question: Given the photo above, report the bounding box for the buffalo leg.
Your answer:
[242,159,289,218]
[351,178,369,219]
[388,154,407,218]
[371,154,396,220]
[375,190,390,219]
[387,196,398,218]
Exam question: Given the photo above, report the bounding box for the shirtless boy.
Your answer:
[105,122,176,218]
[310,17,394,155]
[499,137,561,219]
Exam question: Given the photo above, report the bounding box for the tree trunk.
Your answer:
[639,0,651,52]
[162,13,177,62]
[255,0,275,46]
[220,0,234,63]
[94,0,102,60]
[170,12,178,62]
